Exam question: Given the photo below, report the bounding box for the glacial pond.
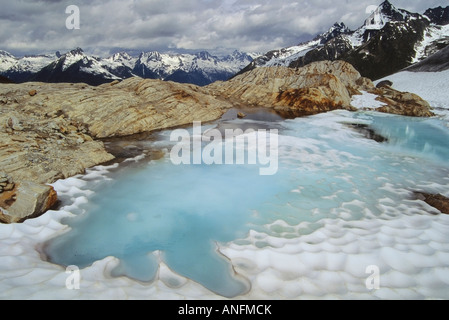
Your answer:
[43,110,449,298]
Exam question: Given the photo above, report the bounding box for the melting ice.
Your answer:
[43,110,449,298]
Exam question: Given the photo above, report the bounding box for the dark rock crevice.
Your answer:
[347,124,388,143]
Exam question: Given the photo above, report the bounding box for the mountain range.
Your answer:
[0,48,258,86]
[237,0,449,80]
[0,1,448,86]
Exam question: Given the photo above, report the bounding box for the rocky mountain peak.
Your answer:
[378,0,406,17]
[317,22,352,44]
[0,50,15,58]
[364,0,411,30]
[111,52,132,60]
[424,6,449,25]
[227,50,245,60]
[331,22,350,32]
[237,1,449,81]
[196,51,214,60]
[59,48,90,70]
[223,50,259,64]
[66,47,85,57]
[138,51,163,62]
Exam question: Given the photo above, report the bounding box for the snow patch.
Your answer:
[413,24,449,63]
[263,40,321,67]
[351,91,387,110]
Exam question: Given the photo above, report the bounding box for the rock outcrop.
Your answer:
[0,103,115,185]
[371,86,435,117]
[0,78,232,223]
[2,78,230,139]
[0,172,14,193]
[0,181,58,223]
[376,80,393,88]
[208,61,371,118]
[207,60,433,118]
[415,193,449,215]
[0,172,58,223]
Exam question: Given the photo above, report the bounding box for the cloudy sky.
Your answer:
[1,0,447,57]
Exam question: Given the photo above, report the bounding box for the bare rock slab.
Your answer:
[0,181,58,223]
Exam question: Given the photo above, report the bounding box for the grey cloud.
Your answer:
[0,0,447,56]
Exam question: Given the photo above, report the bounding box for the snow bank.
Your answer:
[376,70,449,122]
[351,91,387,110]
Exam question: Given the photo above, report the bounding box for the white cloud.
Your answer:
[0,0,447,56]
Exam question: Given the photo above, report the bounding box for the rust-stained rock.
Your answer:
[207,60,434,118]
[371,86,435,117]
[274,87,349,118]
[0,181,58,224]
[415,193,449,215]
[207,61,361,116]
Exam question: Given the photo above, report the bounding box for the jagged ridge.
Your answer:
[238,1,449,80]
[0,48,258,86]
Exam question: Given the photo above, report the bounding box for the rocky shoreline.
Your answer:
[0,60,439,223]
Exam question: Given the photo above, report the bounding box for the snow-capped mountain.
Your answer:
[0,48,257,86]
[100,52,137,79]
[319,22,353,44]
[0,50,56,83]
[32,48,121,86]
[237,22,350,76]
[406,42,449,73]
[413,23,449,63]
[238,0,449,81]
[132,50,257,86]
[0,50,17,72]
[363,0,419,30]
[424,6,449,26]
